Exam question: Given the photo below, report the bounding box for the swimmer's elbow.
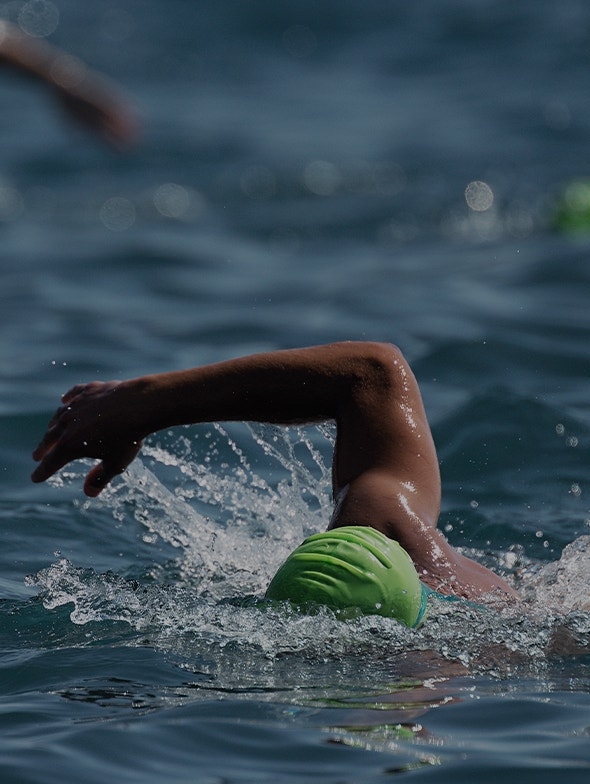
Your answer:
[342,341,411,395]
[358,341,407,368]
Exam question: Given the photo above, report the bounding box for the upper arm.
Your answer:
[330,342,441,531]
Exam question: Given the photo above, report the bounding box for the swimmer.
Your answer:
[31,341,519,622]
[0,19,137,147]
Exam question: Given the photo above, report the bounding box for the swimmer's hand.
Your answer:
[0,20,138,149]
[31,381,144,497]
[53,75,138,150]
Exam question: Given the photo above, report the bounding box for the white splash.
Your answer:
[29,423,590,675]
[519,536,590,614]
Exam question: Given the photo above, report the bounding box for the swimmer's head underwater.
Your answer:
[265,526,429,628]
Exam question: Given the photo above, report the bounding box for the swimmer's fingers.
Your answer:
[32,379,141,491]
[31,417,96,481]
[32,382,121,451]
[31,380,126,474]
[31,391,91,462]
[31,412,70,463]
[83,443,142,498]
[61,380,122,405]
[35,401,72,438]
[32,440,142,495]
[60,383,89,405]
[31,441,76,484]
[34,380,124,450]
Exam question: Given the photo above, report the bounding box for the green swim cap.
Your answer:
[265,526,427,627]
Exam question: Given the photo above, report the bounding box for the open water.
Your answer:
[1,1,590,781]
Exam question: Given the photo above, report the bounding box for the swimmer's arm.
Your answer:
[32,341,432,498]
[0,20,50,78]
[31,340,517,603]
[0,20,137,147]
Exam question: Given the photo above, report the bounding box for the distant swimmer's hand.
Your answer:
[31,381,144,497]
[54,78,139,150]
[0,20,139,149]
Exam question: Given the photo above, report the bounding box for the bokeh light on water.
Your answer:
[49,54,87,90]
[465,180,494,212]
[303,160,341,196]
[17,0,59,38]
[153,182,194,219]
[99,196,136,231]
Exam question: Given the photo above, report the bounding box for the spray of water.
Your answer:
[28,422,589,677]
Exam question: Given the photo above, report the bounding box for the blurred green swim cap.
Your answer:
[265,526,427,627]
[554,178,590,234]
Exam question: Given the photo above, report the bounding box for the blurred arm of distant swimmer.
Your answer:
[0,19,138,148]
[31,341,519,603]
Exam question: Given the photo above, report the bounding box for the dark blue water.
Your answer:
[2,1,590,781]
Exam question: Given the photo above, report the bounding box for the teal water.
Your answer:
[1,1,590,781]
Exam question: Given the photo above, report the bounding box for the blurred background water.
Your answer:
[1,1,590,782]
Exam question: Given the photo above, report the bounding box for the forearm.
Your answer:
[125,341,390,438]
[32,341,416,496]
